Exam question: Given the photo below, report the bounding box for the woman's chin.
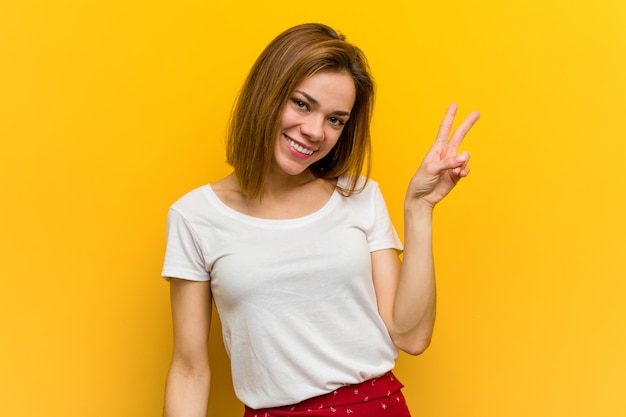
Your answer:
[271,156,316,177]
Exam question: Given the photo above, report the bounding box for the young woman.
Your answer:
[162,23,479,417]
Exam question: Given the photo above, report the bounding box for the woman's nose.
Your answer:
[301,115,325,141]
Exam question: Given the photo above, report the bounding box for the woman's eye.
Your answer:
[328,117,345,126]
[292,99,308,109]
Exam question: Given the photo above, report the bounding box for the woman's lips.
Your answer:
[285,135,314,157]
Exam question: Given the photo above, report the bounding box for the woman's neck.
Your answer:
[261,166,318,200]
[212,170,336,220]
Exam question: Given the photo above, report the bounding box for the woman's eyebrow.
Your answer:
[295,90,351,116]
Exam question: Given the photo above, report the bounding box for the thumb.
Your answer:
[428,152,470,174]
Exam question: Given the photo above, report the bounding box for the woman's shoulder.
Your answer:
[210,173,256,216]
[169,184,212,214]
[170,174,236,208]
[337,175,381,197]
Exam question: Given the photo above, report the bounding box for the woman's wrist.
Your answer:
[404,198,435,218]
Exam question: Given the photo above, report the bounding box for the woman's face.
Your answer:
[272,71,356,177]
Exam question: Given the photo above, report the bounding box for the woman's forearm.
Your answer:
[164,360,211,417]
[391,202,437,355]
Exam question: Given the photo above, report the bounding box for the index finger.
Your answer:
[434,103,459,144]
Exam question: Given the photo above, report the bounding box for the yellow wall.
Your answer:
[2,1,625,416]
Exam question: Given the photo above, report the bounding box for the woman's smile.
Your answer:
[285,135,315,157]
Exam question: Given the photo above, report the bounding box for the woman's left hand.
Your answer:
[406,103,480,209]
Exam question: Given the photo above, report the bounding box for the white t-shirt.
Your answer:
[162,177,403,409]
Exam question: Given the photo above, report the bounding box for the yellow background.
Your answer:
[2,0,625,416]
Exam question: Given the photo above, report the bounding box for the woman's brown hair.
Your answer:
[227,23,375,200]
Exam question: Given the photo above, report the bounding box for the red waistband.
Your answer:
[244,371,405,416]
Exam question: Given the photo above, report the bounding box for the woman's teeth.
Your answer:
[288,139,313,155]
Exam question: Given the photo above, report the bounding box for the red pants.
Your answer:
[243,372,412,417]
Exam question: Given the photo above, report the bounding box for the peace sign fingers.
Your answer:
[446,105,481,153]
[406,103,481,208]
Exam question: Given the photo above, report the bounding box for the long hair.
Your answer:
[227,23,375,200]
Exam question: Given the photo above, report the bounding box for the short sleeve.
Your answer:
[366,185,404,253]
[161,208,210,282]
